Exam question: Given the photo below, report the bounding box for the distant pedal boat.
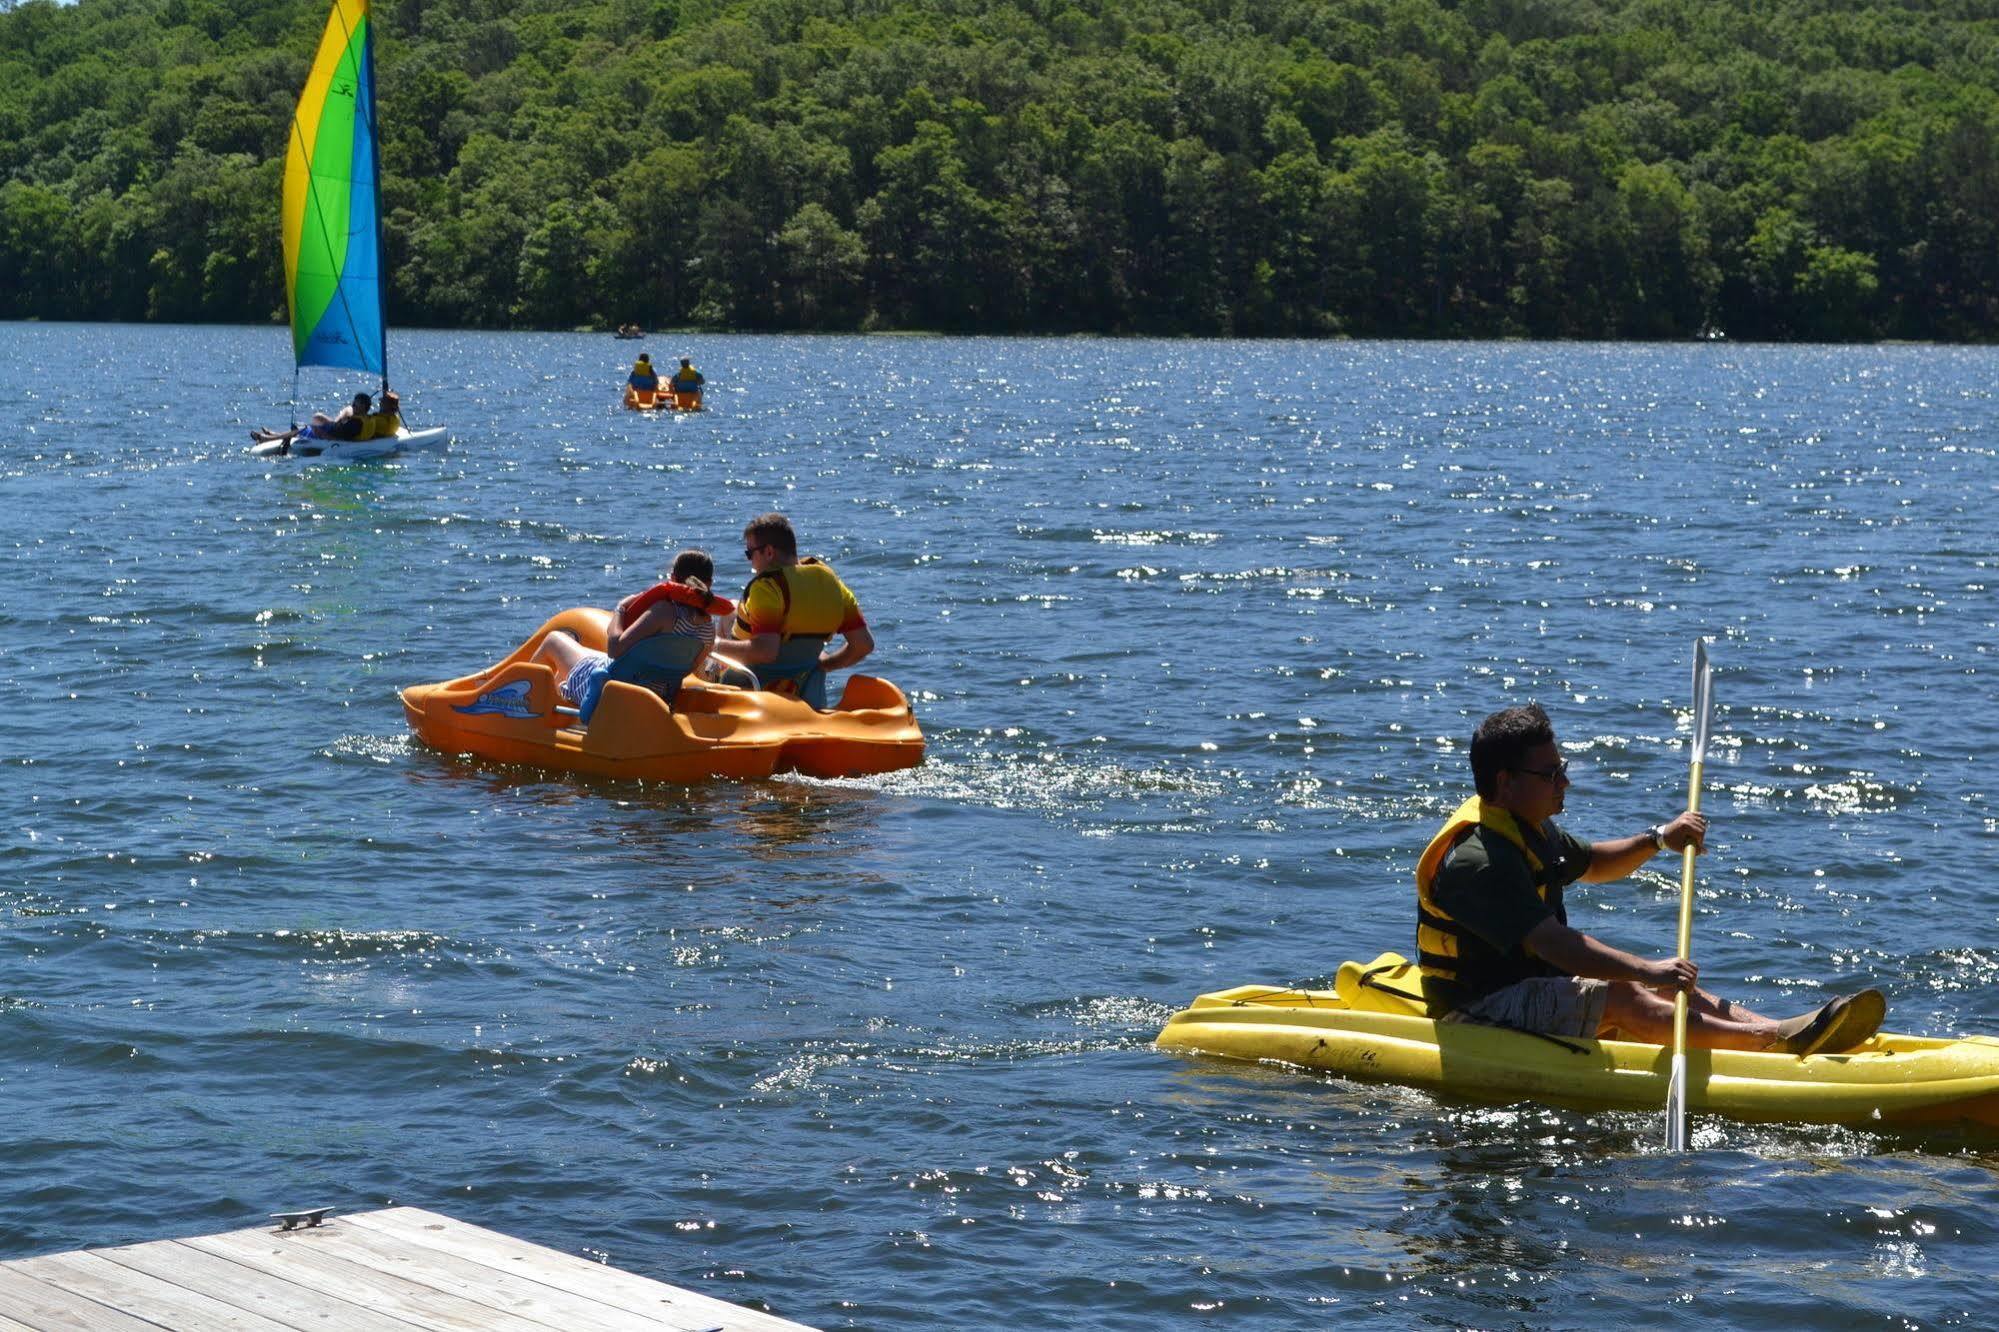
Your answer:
[624,386,703,411]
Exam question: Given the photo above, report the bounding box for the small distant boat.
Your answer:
[623,386,704,412]
[613,326,646,340]
[255,0,446,461]
[250,427,449,462]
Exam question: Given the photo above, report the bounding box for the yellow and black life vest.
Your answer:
[738,558,858,639]
[1413,795,1557,988]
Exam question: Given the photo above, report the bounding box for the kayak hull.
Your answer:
[400,608,924,784]
[1158,959,1999,1131]
[252,426,449,462]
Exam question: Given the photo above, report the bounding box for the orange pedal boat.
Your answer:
[400,609,924,782]
[623,386,703,411]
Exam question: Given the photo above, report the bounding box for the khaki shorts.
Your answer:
[1445,977,1610,1038]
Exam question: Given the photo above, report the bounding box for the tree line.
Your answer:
[4,0,1998,340]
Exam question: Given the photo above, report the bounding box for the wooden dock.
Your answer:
[0,1205,818,1331]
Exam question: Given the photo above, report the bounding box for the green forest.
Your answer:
[3,0,1998,339]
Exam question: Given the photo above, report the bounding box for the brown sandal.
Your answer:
[1804,988,1885,1055]
[1768,997,1846,1055]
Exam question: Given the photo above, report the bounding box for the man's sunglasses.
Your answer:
[1512,759,1569,782]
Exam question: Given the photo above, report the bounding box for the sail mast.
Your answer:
[365,2,388,395]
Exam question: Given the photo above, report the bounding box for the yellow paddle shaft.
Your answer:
[1670,758,1706,1056]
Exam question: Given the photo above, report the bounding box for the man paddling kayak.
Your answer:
[1417,703,1884,1054]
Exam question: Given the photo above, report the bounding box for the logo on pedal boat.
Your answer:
[453,679,539,719]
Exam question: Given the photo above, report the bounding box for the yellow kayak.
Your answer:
[1157,953,1999,1130]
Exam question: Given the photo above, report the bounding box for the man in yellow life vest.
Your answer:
[628,354,659,391]
[358,390,401,441]
[707,512,872,708]
[1417,703,1884,1054]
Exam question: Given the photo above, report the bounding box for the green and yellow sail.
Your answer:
[282,0,385,377]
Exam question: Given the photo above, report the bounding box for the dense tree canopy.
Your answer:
[4,0,1998,339]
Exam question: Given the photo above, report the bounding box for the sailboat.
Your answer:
[252,0,447,461]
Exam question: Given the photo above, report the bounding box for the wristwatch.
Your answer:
[1647,824,1669,851]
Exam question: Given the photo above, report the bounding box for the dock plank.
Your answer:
[0,1265,169,1331]
[0,1208,819,1332]
[344,1209,805,1332]
[12,1250,310,1332]
[93,1239,448,1332]
[187,1227,675,1332]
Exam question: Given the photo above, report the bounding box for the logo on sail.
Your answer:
[453,680,539,719]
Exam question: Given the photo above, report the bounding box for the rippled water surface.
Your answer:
[4,324,1997,1329]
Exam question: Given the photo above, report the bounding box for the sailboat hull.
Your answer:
[252,426,449,462]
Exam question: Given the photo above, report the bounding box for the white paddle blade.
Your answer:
[1664,1053,1688,1150]
[1689,638,1714,764]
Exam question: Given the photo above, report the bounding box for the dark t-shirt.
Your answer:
[1424,819,1594,1013]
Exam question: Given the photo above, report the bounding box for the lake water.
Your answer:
[3,322,1996,1329]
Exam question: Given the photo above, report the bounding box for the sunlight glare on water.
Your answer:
[2,324,1996,1329]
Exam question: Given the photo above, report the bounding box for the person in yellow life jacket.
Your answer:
[1418,702,1884,1054]
[706,512,871,707]
[359,390,402,441]
[628,355,659,391]
[669,357,703,395]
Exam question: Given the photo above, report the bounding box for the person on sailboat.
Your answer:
[1415,702,1885,1053]
[360,391,402,440]
[250,392,373,445]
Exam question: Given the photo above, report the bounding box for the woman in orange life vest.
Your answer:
[706,513,872,704]
[530,549,733,717]
[1417,703,1883,1054]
